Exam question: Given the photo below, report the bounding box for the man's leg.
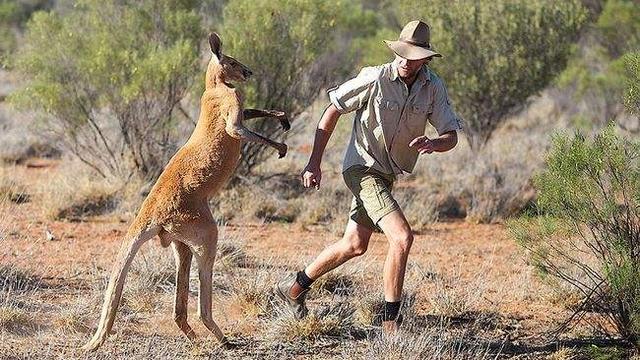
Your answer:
[275,219,373,319]
[304,219,373,279]
[289,219,373,298]
[377,209,414,330]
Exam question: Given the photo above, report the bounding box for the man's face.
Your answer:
[394,54,431,79]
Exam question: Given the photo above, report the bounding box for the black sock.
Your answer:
[384,301,401,321]
[296,270,314,289]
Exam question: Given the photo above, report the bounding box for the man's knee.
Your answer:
[389,230,413,254]
[343,234,369,257]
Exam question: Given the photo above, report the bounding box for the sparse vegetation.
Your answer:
[267,301,356,342]
[38,162,120,221]
[359,0,587,150]
[365,325,494,360]
[0,166,29,204]
[223,262,276,318]
[510,126,640,348]
[1,0,638,358]
[10,0,204,179]
[221,0,377,174]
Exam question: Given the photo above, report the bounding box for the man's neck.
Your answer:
[401,74,418,88]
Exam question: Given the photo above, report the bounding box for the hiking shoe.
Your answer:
[382,314,403,334]
[275,273,309,319]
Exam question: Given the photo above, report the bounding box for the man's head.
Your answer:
[384,20,441,61]
[394,54,432,79]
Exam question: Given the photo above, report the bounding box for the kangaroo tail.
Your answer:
[82,225,160,351]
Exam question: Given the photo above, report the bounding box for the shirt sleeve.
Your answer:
[327,66,379,114]
[429,78,463,135]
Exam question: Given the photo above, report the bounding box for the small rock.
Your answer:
[45,229,56,241]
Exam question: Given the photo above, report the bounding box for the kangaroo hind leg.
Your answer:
[168,236,196,341]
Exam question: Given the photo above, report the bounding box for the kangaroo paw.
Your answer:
[277,143,288,158]
[279,118,291,132]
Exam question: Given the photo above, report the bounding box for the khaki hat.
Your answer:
[384,20,442,60]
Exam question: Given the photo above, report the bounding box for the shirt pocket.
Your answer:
[375,94,399,113]
[406,104,428,133]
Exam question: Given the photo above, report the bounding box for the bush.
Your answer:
[595,0,640,58]
[0,0,52,65]
[555,0,640,132]
[362,0,586,150]
[220,0,377,174]
[624,52,640,116]
[10,0,203,180]
[509,126,640,348]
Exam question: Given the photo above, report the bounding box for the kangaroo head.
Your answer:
[207,32,252,84]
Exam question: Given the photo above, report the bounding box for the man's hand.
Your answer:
[409,135,435,155]
[301,163,321,190]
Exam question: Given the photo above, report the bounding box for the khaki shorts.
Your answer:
[342,165,399,231]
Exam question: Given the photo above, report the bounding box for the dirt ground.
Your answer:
[0,160,631,359]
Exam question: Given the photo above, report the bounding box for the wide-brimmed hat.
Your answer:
[384,20,442,60]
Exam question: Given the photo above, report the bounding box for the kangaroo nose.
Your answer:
[245,69,253,77]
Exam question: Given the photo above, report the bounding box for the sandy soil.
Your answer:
[0,160,624,359]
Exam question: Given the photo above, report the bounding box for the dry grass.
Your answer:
[216,224,250,269]
[546,347,580,360]
[128,245,176,293]
[426,263,491,319]
[213,182,301,224]
[223,262,277,318]
[0,299,33,334]
[52,297,92,335]
[0,265,41,335]
[267,301,356,342]
[117,245,176,315]
[0,101,60,164]
[364,325,495,360]
[396,188,439,230]
[309,262,367,299]
[35,159,149,221]
[38,160,119,220]
[0,166,29,204]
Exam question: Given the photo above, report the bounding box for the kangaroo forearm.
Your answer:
[243,109,273,120]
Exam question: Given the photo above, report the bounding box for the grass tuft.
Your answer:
[224,263,277,318]
[268,301,356,342]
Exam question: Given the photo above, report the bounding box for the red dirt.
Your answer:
[1,159,567,344]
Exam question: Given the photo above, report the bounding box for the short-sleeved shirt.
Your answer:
[328,62,462,175]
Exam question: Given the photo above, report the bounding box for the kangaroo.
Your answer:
[82,32,290,351]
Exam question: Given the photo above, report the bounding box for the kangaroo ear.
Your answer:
[209,32,222,60]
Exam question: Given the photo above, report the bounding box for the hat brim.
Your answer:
[384,40,442,60]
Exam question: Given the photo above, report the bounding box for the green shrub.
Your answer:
[509,126,640,348]
[555,0,640,131]
[624,52,640,116]
[361,0,586,150]
[0,0,52,65]
[10,0,203,180]
[220,0,377,174]
[596,0,640,58]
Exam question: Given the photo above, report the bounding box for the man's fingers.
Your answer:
[302,173,318,189]
[409,136,427,148]
[408,137,422,147]
[312,178,320,190]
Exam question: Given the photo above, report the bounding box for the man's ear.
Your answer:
[209,32,222,61]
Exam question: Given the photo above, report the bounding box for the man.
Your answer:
[276,20,462,332]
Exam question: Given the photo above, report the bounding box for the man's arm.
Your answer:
[408,130,458,155]
[301,104,342,189]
